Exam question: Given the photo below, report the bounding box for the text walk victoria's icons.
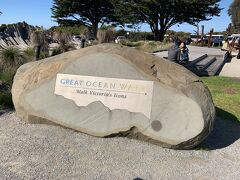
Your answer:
[55,74,154,118]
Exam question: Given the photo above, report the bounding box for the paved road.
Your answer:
[220,57,240,77]
[155,45,240,77]
[154,45,225,61]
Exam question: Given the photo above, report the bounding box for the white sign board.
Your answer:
[55,74,154,118]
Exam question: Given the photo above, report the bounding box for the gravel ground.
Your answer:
[0,112,240,180]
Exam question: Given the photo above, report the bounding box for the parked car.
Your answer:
[212,37,223,46]
[115,36,126,43]
[222,34,240,44]
[221,34,240,52]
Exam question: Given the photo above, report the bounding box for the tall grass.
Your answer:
[0,47,25,67]
[0,47,35,110]
[23,47,35,60]
[97,29,115,44]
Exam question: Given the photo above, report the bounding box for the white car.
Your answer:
[221,34,240,52]
[115,36,126,43]
[223,34,240,44]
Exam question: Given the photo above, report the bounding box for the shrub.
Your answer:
[39,51,49,59]
[49,25,89,36]
[97,29,115,43]
[51,47,62,56]
[0,47,25,67]
[128,32,155,42]
[121,40,142,47]
[51,43,75,56]
[0,91,13,109]
[121,40,172,53]
[0,66,16,85]
[23,47,35,60]
[59,43,75,52]
[0,47,35,110]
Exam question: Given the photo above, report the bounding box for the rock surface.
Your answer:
[12,44,215,149]
[0,22,34,50]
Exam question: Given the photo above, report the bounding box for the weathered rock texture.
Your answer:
[0,22,34,50]
[12,44,215,149]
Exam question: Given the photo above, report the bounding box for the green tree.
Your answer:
[49,25,89,35]
[228,0,240,31]
[0,24,7,32]
[114,0,221,41]
[51,0,120,39]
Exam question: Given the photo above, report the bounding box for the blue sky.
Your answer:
[0,0,233,33]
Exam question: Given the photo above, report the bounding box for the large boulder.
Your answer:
[12,44,215,149]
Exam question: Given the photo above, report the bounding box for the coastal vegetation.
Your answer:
[228,0,240,32]
[51,0,221,41]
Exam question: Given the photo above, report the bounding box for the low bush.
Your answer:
[97,29,115,44]
[121,40,172,53]
[0,66,16,85]
[0,47,35,110]
[0,91,13,109]
[51,43,76,56]
[51,47,62,56]
[0,47,25,67]
[23,47,35,60]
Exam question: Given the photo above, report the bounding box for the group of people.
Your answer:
[168,38,189,65]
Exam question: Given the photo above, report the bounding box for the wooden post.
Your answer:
[227,23,232,36]
[226,23,232,54]
[196,24,199,45]
[208,28,214,48]
[201,25,204,47]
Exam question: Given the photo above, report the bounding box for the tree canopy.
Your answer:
[51,0,221,41]
[114,0,222,41]
[51,0,120,39]
[228,0,240,31]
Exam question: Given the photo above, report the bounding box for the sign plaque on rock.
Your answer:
[12,44,215,149]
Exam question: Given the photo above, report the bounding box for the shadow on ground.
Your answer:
[200,107,240,150]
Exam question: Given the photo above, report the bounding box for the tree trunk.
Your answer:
[196,24,199,45]
[92,23,98,40]
[153,29,165,42]
[159,28,166,42]
[35,45,41,61]
[153,30,159,41]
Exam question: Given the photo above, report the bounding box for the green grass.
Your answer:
[201,76,240,122]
